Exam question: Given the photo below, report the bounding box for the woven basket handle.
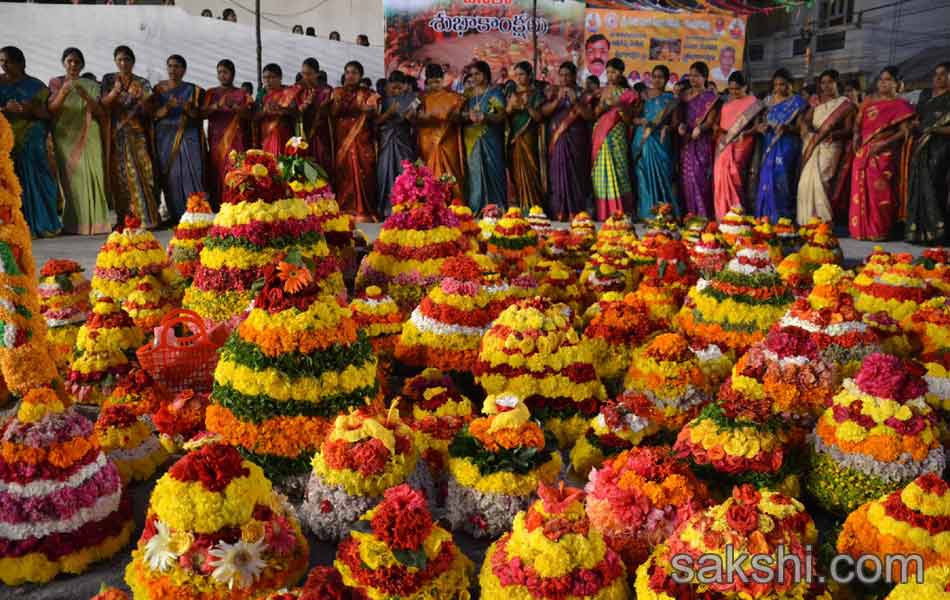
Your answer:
[154,309,209,349]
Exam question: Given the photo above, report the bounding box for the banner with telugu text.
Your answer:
[384,0,586,86]
[581,8,747,88]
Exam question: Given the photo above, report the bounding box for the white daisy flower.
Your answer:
[144,520,178,572]
[209,538,267,589]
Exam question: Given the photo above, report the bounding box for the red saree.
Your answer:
[204,86,250,204]
[258,87,295,155]
[332,86,380,222]
[295,83,334,170]
[848,97,914,240]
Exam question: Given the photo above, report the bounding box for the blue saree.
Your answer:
[0,76,61,236]
[633,91,679,219]
[463,87,507,214]
[154,82,205,223]
[755,94,808,223]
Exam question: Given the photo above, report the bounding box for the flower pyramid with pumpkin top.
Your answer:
[445,393,561,538]
[333,484,473,600]
[205,253,378,478]
[677,240,794,355]
[65,297,144,405]
[300,404,431,541]
[527,204,552,237]
[635,485,827,600]
[184,149,343,325]
[125,440,310,599]
[38,258,90,373]
[475,297,607,447]
[478,482,630,600]
[167,192,215,281]
[806,353,946,515]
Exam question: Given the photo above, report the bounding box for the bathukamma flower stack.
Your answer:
[38,258,89,372]
[167,192,215,281]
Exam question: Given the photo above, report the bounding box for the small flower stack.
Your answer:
[123,277,181,331]
[527,205,553,237]
[807,353,946,515]
[774,217,802,255]
[593,211,633,254]
[680,214,708,245]
[718,205,753,247]
[475,297,607,447]
[349,285,402,359]
[65,297,144,405]
[543,229,591,275]
[450,198,480,246]
[643,203,679,239]
[125,441,310,598]
[302,183,358,281]
[301,405,429,541]
[479,483,630,599]
[913,247,950,295]
[487,207,540,277]
[38,259,90,372]
[533,259,585,317]
[167,192,215,281]
[569,211,597,246]
[585,446,710,569]
[798,222,843,275]
[91,215,180,306]
[583,294,663,383]
[904,296,950,445]
[569,393,660,477]
[853,255,932,325]
[0,388,134,585]
[334,484,473,599]
[633,236,697,325]
[689,229,730,279]
[445,394,561,538]
[635,486,826,600]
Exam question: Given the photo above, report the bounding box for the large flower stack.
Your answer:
[475,297,607,447]
[718,205,753,246]
[125,441,310,598]
[334,484,473,599]
[527,205,552,237]
[632,236,697,325]
[184,150,343,325]
[395,255,510,373]
[38,259,90,372]
[585,446,710,569]
[569,393,660,477]
[0,387,134,585]
[583,294,664,383]
[487,207,540,277]
[806,353,946,515]
[298,179,357,279]
[65,297,144,405]
[904,296,950,444]
[677,241,794,355]
[853,255,932,327]
[205,255,378,478]
[478,483,629,600]
[300,405,429,541]
[635,486,826,600]
[445,393,561,538]
[167,192,215,281]
[838,473,950,582]
[357,161,468,310]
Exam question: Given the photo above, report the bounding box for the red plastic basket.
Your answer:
[136,309,223,394]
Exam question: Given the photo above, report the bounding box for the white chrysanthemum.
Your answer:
[144,520,178,572]
[209,538,267,589]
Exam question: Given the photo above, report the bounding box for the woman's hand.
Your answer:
[755,122,769,134]
[677,123,688,136]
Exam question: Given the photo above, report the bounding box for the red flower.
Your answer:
[732,484,761,507]
[726,503,760,535]
[351,439,390,476]
[168,443,249,492]
[853,353,928,402]
[320,500,334,513]
[301,567,366,600]
[370,484,433,550]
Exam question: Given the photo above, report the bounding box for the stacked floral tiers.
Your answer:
[643,203,679,239]
[478,204,501,245]
[185,150,343,325]
[66,297,144,405]
[91,216,179,306]
[205,257,378,477]
[570,211,596,244]
[479,483,629,599]
[594,212,632,253]
[357,162,468,311]
[775,217,802,255]
[838,473,950,582]
[635,486,825,600]
[0,387,133,585]
[38,259,90,372]
[487,207,540,276]
[348,286,402,359]
[904,296,950,444]
[680,214,708,245]
[633,236,697,325]
[534,260,585,317]
[125,441,310,598]
[582,262,634,303]
[583,294,663,382]
[543,229,591,275]
[152,390,210,453]
[689,230,730,279]
[718,206,753,246]
[585,446,710,569]
[167,192,215,281]
[886,566,950,600]
[475,297,607,447]
[527,205,552,237]
[450,198,480,243]
[752,219,783,264]
[334,484,473,599]
[301,183,357,277]
[396,256,510,372]
[301,405,429,541]
[569,394,660,477]
[95,400,168,483]
[798,222,843,274]
[123,277,181,331]
[807,353,946,515]
[445,394,561,538]
[853,257,932,325]
[677,242,794,355]
[913,247,950,296]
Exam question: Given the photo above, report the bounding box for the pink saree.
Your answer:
[713,95,765,219]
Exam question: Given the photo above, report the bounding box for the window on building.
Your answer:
[749,43,764,62]
[792,37,808,56]
[817,31,846,52]
[819,0,854,27]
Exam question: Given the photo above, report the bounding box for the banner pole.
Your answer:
[256,0,262,90]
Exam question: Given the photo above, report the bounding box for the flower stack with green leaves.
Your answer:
[38,258,90,373]
[632,235,697,325]
[527,205,552,238]
[569,392,661,477]
[582,293,664,385]
[167,192,215,282]
[487,207,540,277]
[717,205,753,247]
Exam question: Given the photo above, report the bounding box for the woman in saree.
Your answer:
[506,61,546,212]
[713,71,765,219]
[256,63,296,156]
[0,46,61,237]
[47,47,109,235]
[416,63,465,199]
[677,61,719,219]
[592,57,637,221]
[101,45,158,229]
[153,54,206,224]
[295,57,333,171]
[331,60,380,222]
[905,62,950,244]
[541,61,592,221]
[632,64,679,219]
[849,66,914,241]
[203,59,251,206]
[754,68,808,223]
[462,61,507,214]
[376,70,418,216]
[798,69,855,225]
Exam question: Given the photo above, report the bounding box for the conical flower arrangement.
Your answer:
[543,229,590,273]
[38,259,90,373]
[167,192,215,281]
[348,285,403,358]
[798,222,842,275]
[125,441,310,598]
[527,205,552,237]
[450,198,480,244]
[689,229,730,279]
[904,295,950,444]
[533,259,584,317]
[718,205,753,246]
[593,211,632,254]
[582,294,663,383]
[853,256,932,324]
[774,217,802,255]
[569,211,596,244]
[569,393,661,477]
[632,235,697,325]
[487,207,539,277]
[91,216,180,306]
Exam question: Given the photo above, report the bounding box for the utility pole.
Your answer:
[256,0,263,90]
